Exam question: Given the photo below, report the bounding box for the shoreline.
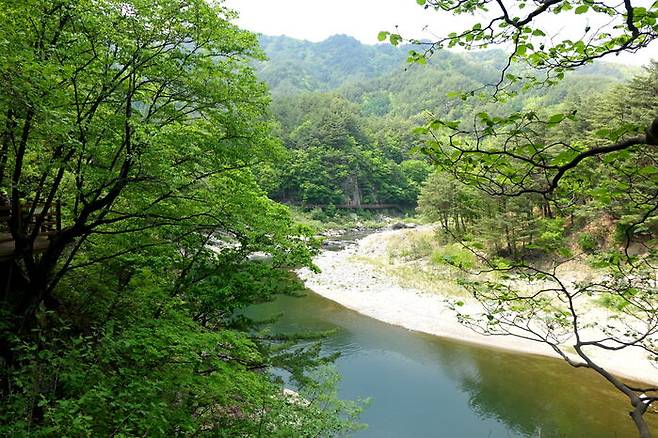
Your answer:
[297,226,658,385]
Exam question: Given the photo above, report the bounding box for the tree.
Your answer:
[0,1,365,435]
[417,171,482,235]
[386,1,658,436]
[262,92,430,207]
[0,0,276,330]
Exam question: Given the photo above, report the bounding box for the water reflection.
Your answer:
[247,292,657,437]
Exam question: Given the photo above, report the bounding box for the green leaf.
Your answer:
[548,113,565,124]
[515,44,528,56]
[575,5,589,14]
[638,166,658,175]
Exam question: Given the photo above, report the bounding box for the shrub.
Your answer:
[536,217,567,253]
[431,244,476,269]
[388,232,434,260]
[577,232,598,253]
[310,208,328,222]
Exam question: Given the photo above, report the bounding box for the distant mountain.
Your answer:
[257,35,633,93]
[253,34,640,208]
[255,34,499,96]
[255,35,406,94]
[255,35,635,119]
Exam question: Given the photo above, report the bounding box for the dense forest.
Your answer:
[0,2,361,436]
[417,64,658,257]
[254,35,637,209]
[256,32,658,438]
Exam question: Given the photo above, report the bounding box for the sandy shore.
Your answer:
[297,226,658,385]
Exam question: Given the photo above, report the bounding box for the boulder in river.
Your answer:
[391,222,417,230]
[322,240,347,251]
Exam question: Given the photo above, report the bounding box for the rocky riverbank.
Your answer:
[297,226,658,385]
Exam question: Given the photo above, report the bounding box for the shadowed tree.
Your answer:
[0,1,367,436]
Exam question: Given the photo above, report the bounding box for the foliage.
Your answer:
[0,1,363,436]
[577,232,599,254]
[256,35,405,95]
[404,1,658,436]
[387,230,435,260]
[417,171,482,236]
[255,35,631,211]
[430,244,476,270]
[261,93,431,206]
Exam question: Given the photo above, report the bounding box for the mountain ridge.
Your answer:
[255,34,636,100]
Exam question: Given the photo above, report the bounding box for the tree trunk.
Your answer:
[631,403,652,438]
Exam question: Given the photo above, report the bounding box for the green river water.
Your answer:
[249,290,657,437]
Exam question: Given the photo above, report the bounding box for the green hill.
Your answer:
[254,35,635,208]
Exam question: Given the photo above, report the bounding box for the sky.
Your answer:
[223,0,439,44]
[223,0,658,66]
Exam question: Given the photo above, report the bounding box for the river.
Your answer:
[248,289,657,437]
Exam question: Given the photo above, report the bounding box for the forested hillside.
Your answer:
[255,35,636,208]
[257,35,406,95]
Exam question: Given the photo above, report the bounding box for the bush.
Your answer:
[324,203,338,218]
[310,208,328,222]
[431,244,476,269]
[536,218,567,253]
[577,232,598,253]
[598,294,630,311]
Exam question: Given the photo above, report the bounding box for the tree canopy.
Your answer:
[0,1,363,436]
[255,35,633,210]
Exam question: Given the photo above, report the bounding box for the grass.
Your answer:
[360,226,623,315]
[386,229,476,269]
[596,294,631,312]
[351,255,469,297]
[386,229,436,260]
[351,228,474,297]
[430,244,477,269]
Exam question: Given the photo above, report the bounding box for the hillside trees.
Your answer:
[398,1,658,436]
[256,36,633,213]
[256,35,406,95]
[262,94,431,206]
[417,171,482,234]
[0,0,362,435]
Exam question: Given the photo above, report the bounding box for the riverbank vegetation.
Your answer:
[397,1,658,436]
[416,66,658,261]
[0,1,363,436]
[257,4,658,437]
